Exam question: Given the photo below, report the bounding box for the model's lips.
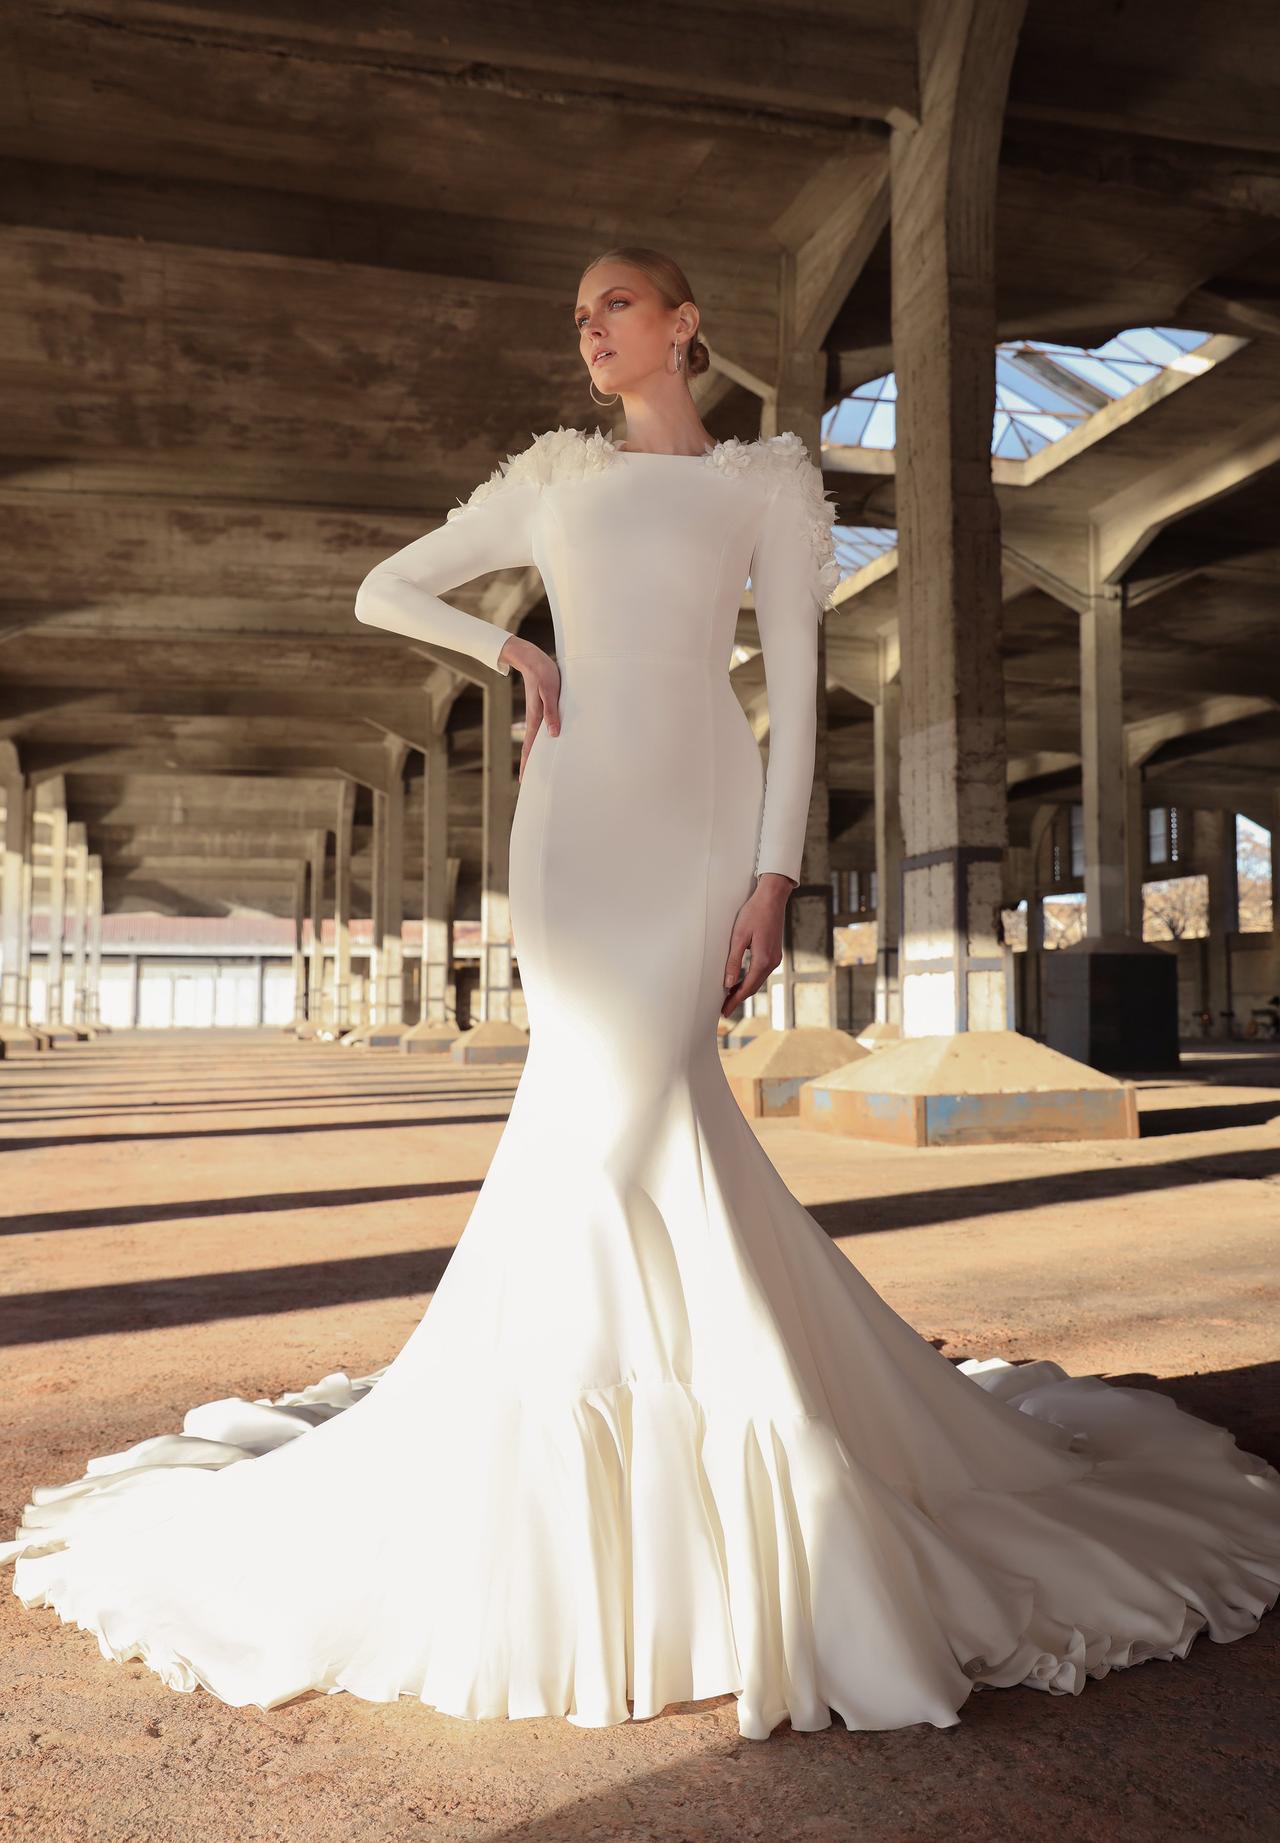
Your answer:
[592,350,615,366]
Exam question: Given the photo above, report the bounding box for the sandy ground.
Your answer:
[1,1028,1277,1843]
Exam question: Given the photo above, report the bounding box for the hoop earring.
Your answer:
[669,339,685,375]
[589,379,620,406]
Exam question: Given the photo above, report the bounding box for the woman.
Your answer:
[5,249,1278,1742]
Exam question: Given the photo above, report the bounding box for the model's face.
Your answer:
[574,266,694,389]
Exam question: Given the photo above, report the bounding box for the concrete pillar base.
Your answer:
[855,1021,902,1052]
[720,1013,774,1054]
[450,1019,528,1065]
[799,1030,1138,1146]
[42,1022,84,1046]
[366,1022,410,1048]
[0,1025,48,1052]
[1044,934,1180,1073]
[723,1027,867,1120]
[400,1021,464,1056]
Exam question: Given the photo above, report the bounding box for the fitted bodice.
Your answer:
[353,425,840,884]
[533,453,770,667]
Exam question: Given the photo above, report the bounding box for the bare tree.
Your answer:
[1144,873,1208,940]
[1237,819,1274,933]
[1043,896,1086,949]
[1000,904,1028,950]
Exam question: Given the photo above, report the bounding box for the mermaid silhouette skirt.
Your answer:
[5,649,1280,1741]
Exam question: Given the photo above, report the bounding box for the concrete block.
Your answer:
[721,1014,773,1054]
[366,1024,410,1048]
[401,1021,465,1056]
[855,1021,901,1052]
[800,1029,1138,1145]
[723,1027,867,1119]
[41,1023,84,1047]
[0,1026,47,1053]
[1044,934,1180,1072]
[450,1019,529,1065]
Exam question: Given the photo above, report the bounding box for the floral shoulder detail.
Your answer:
[752,432,841,622]
[445,425,616,521]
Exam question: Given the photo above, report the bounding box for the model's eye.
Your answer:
[575,299,628,329]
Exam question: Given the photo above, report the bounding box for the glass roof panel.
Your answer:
[822,327,1214,462]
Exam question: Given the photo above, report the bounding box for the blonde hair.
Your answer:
[578,246,710,378]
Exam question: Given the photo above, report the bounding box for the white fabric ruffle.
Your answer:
[5,1340,1278,1739]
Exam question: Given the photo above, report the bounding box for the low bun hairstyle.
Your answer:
[579,246,710,378]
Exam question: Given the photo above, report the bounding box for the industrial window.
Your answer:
[1236,815,1273,934]
[1149,807,1168,865]
[1148,806,1183,867]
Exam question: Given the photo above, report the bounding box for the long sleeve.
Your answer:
[353,478,541,677]
[748,455,839,885]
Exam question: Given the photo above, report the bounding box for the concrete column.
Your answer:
[129,954,141,1028]
[333,781,355,1028]
[422,724,453,1026]
[38,781,69,1024]
[369,789,386,1025]
[1023,806,1057,1041]
[479,672,514,1023]
[1201,808,1238,1034]
[1080,578,1128,939]
[1024,886,1045,1037]
[889,0,1023,1038]
[307,831,326,1021]
[873,636,903,1027]
[1125,757,1146,938]
[19,852,35,1024]
[86,855,103,1026]
[381,745,407,1026]
[2,749,31,1028]
[67,823,89,1028]
[257,956,267,1027]
[291,867,308,1025]
[764,348,836,1032]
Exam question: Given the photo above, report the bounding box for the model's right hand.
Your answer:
[499,636,562,782]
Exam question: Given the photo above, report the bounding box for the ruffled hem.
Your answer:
[5,1355,1279,1741]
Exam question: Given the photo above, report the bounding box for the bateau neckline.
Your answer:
[612,445,718,460]
[607,434,757,460]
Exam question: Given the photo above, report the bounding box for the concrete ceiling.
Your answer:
[3,0,1279,913]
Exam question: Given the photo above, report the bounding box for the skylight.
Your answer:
[835,526,897,570]
[821,326,1214,462]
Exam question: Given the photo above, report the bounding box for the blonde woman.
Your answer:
[7,248,1277,1742]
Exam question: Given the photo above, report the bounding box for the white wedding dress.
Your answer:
[5,426,1278,1741]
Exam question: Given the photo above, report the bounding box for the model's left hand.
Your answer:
[721,874,795,1017]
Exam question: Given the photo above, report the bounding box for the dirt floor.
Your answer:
[1,1028,1277,1843]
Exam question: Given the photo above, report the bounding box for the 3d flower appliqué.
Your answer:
[444,427,840,622]
[446,425,620,520]
[756,433,841,622]
[704,436,757,480]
